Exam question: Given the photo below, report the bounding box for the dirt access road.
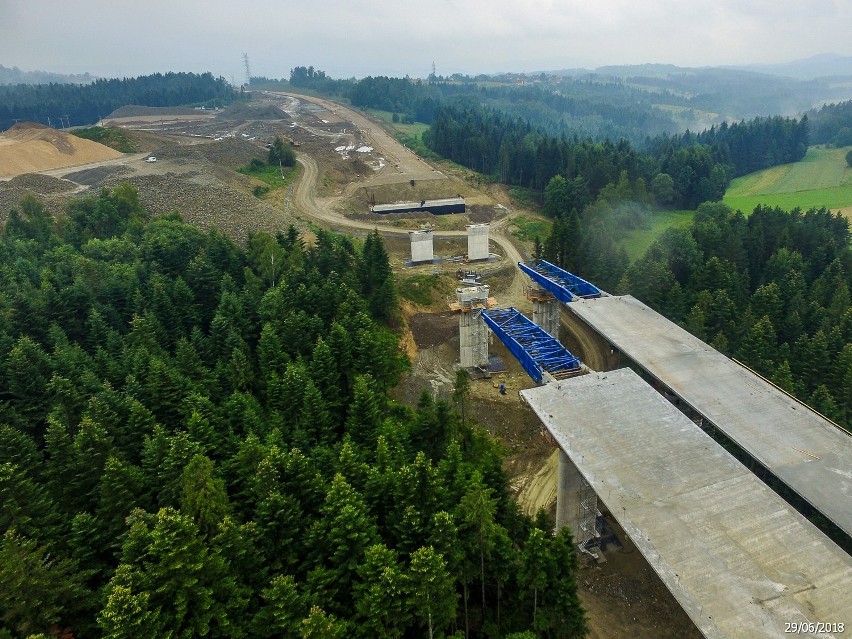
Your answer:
[279,92,528,303]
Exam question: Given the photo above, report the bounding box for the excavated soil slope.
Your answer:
[0,122,123,178]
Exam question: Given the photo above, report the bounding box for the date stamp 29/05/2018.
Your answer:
[784,622,845,634]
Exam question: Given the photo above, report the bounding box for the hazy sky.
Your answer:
[2,0,851,81]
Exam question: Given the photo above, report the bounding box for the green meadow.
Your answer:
[620,209,696,261]
[723,146,852,217]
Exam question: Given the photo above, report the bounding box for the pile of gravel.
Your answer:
[216,103,290,121]
[102,173,295,242]
[149,139,262,169]
[195,139,264,168]
[106,105,202,118]
[1,173,77,194]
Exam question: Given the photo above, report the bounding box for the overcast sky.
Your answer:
[2,0,851,81]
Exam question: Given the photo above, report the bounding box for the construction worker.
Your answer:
[499,382,506,395]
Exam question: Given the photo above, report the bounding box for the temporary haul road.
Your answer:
[281,92,528,299]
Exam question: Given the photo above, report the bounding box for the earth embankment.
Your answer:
[0,122,123,178]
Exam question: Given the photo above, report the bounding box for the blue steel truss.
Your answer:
[482,307,581,383]
[518,260,601,302]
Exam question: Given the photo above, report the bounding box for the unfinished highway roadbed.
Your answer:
[566,294,852,539]
[521,368,852,639]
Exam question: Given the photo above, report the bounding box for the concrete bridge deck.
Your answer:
[521,369,852,639]
[566,295,852,539]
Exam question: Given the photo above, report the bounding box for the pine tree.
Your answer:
[345,374,382,448]
[0,530,89,638]
[457,471,498,623]
[98,565,160,639]
[353,544,409,639]
[545,527,587,638]
[299,606,347,639]
[309,474,379,613]
[309,337,343,420]
[519,528,551,630]
[103,507,244,638]
[97,456,147,547]
[251,574,305,638]
[408,546,457,639]
[180,454,230,540]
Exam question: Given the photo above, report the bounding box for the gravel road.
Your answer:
[283,93,529,305]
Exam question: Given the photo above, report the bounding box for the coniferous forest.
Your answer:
[0,187,586,639]
[0,72,237,131]
[619,202,852,429]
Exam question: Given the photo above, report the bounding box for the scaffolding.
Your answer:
[577,474,602,551]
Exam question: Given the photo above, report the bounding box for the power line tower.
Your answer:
[430,60,436,81]
[242,52,251,87]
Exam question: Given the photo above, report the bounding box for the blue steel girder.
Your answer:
[518,259,601,302]
[482,307,581,383]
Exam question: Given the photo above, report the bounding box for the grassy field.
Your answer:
[723,146,852,216]
[238,161,298,196]
[71,126,138,153]
[510,215,551,243]
[620,209,695,261]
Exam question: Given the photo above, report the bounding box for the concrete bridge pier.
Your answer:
[556,449,600,551]
[532,298,560,338]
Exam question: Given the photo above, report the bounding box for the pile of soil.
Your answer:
[0,122,123,178]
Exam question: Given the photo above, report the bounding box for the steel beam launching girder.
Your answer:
[482,307,581,383]
[518,260,601,302]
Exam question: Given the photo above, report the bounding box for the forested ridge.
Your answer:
[424,101,808,208]
[285,67,683,143]
[806,99,852,146]
[0,72,237,131]
[0,188,586,639]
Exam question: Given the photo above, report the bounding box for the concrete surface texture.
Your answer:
[566,294,852,538]
[521,368,852,639]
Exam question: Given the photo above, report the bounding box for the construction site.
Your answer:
[449,256,851,638]
[3,89,851,639]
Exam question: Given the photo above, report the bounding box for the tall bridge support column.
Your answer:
[457,286,491,368]
[557,449,600,549]
[459,309,489,368]
[532,298,560,338]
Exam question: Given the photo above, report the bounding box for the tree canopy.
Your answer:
[0,186,586,638]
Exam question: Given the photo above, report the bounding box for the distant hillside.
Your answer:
[731,53,852,80]
[0,64,95,85]
[547,60,852,122]
[723,145,852,216]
